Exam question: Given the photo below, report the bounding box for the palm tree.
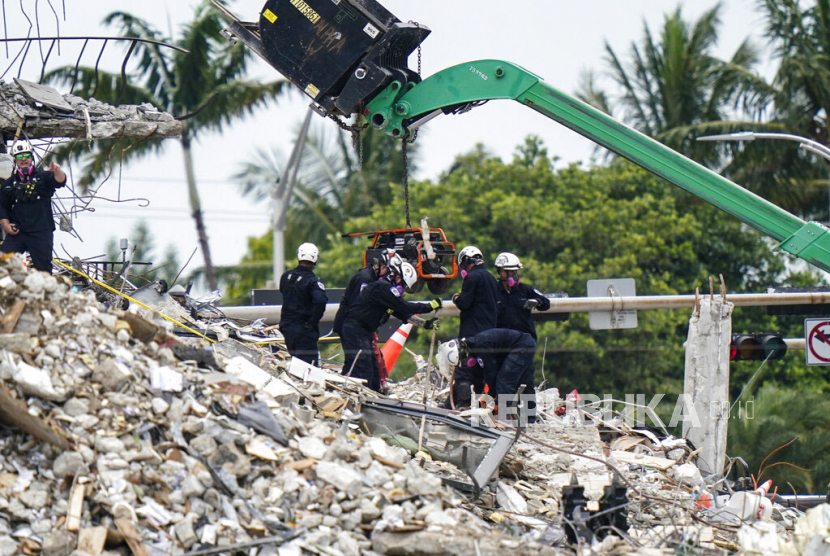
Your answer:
[45,0,287,290]
[578,4,761,166]
[724,0,830,220]
[232,120,416,282]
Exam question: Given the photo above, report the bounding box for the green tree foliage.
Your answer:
[580,1,830,218]
[719,0,830,220]
[45,0,287,289]
[307,139,814,395]
[578,4,761,165]
[728,384,830,493]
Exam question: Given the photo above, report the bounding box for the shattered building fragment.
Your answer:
[0,79,182,142]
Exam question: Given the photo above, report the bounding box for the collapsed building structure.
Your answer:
[0,255,825,555]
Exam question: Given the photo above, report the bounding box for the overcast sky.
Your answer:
[2,0,763,281]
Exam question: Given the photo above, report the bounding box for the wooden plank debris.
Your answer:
[78,526,108,556]
[611,450,676,470]
[66,482,86,531]
[115,518,150,556]
[0,381,68,449]
[3,300,25,333]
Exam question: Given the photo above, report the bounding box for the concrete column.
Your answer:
[682,296,733,476]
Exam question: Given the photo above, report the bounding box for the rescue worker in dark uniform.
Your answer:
[493,252,548,420]
[437,329,537,423]
[333,249,394,391]
[494,252,550,341]
[450,246,499,407]
[341,255,441,392]
[279,243,328,366]
[333,248,395,336]
[0,141,67,272]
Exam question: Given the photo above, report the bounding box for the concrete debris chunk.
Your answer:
[92,358,131,391]
[496,481,529,514]
[316,461,364,497]
[11,360,65,401]
[52,452,88,478]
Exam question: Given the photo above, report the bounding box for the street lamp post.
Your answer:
[697,131,830,221]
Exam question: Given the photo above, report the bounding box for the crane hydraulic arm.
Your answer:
[217,0,830,274]
[364,59,830,273]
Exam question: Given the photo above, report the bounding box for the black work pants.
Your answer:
[451,362,486,409]
[341,319,380,392]
[495,338,537,421]
[0,229,53,272]
[281,323,320,366]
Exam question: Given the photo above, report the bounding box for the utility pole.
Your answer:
[272,108,314,283]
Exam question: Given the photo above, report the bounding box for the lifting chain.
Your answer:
[410,20,422,78]
[322,111,368,171]
[401,21,423,231]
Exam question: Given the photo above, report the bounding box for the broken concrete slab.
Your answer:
[0,81,182,140]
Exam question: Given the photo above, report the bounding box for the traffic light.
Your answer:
[730,333,787,361]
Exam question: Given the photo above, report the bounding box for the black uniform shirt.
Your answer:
[345,278,433,332]
[333,266,377,335]
[0,167,66,232]
[496,283,551,340]
[455,263,499,337]
[279,264,328,329]
[465,328,536,358]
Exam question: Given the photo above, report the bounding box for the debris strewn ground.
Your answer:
[0,254,825,555]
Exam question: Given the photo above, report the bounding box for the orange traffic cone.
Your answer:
[381,323,412,372]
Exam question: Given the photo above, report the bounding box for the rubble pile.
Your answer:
[0,79,182,140]
[0,255,561,555]
[0,253,827,555]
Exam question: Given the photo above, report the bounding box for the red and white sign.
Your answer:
[805,318,830,365]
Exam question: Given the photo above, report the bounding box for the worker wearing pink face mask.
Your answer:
[449,245,499,408]
[494,252,550,341]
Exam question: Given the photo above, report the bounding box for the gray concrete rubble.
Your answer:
[0,253,822,555]
[0,79,182,140]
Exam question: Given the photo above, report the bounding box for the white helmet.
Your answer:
[400,262,418,289]
[457,245,483,267]
[297,242,319,263]
[388,254,418,289]
[436,339,461,375]
[494,252,522,271]
[11,141,33,157]
[378,248,397,267]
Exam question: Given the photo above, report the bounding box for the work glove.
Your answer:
[429,298,443,310]
[423,318,440,330]
[452,293,461,304]
[523,299,540,310]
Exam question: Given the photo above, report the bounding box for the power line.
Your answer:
[77,214,270,223]
[115,176,243,185]
[65,204,269,216]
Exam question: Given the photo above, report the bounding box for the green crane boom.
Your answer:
[364,59,830,273]
[218,0,830,274]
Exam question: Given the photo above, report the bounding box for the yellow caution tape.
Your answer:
[53,259,215,344]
